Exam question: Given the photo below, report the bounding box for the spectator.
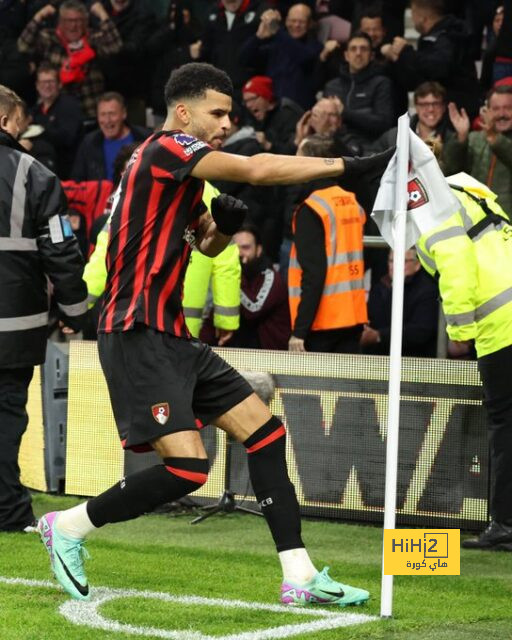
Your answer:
[374,81,454,165]
[352,0,408,41]
[324,31,394,151]
[146,1,201,117]
[359,6,388,55]
[17,99,58,173]
[294,95,362,155]
[360,248,439,357]
[481,5,505,93]
[30,62,84,178]
[0,84,87,533]
[443,85,512,219]
[357,4,409,117]
[242,75,303,154]
[17,0,122,118]
[444,0,500,61]
[288,134,367,353]
[380,0,481,119]
[71,91,151,181]
[229,224,291,350]
[492,0,512,85]
[98,0,155,105]
[239,4,335,109]
[194,0,260,94]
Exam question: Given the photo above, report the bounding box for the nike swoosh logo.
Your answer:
[55,551,89,597]
[319,588,345,597]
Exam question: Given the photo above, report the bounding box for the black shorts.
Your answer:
[98,326,253,451]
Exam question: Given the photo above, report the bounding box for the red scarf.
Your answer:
[56,27,96,85]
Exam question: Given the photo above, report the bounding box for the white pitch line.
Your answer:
[0,576,377,640]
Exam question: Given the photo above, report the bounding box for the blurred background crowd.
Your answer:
[2,0,511,357]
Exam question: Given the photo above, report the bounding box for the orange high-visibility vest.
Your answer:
[288,185,367,331]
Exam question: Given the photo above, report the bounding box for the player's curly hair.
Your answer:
[164,63,233,106]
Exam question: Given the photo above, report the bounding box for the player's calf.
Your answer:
[87,457,209,527]
[244,416,303,552]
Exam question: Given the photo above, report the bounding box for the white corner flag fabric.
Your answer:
[371,128,461,248]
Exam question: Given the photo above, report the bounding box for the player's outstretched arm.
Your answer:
[192,150,343,185]
[191,148,394,186]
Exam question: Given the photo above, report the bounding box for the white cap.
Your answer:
[446,172,492,198]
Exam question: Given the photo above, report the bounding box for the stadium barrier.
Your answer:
[21,340,489,530]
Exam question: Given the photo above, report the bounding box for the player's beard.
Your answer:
[190,120,225,148]
[189,122,216,147]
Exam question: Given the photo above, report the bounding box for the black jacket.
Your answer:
[239,27,323,109]
[98,0,155,99]
[70,124,151,181]
[0,131,87,368]
[249,97,303,155]
[392,15,482,118]
[213,126,282,260]
[146,6,201,116]
[200,0,260,92]
[323,62,395,149]
[372,114,455,153]
[365,270,439,357]
[30,93,84,179]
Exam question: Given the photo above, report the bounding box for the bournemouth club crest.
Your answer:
[152,403,170,425]
[407,178,429,210]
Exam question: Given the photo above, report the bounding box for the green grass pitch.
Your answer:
[0,493,511,640]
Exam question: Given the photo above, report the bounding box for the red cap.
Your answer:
[495,75,512,88]
[242,76,275,102]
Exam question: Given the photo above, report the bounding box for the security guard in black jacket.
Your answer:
[0,85,88,532]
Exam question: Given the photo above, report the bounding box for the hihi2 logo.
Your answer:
[384,529,460,575]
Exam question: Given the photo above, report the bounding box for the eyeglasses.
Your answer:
[415,101,443,109]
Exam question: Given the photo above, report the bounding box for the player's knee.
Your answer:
[163,456,209,492]
[243,416,286,455]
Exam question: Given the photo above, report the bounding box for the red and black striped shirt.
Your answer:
[98,130,212,336]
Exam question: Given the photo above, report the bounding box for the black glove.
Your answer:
[59,310,88,333]
[341,147,395,182]
[211,193,248,236]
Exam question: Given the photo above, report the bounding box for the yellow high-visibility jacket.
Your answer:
[84,181,240,337]
[182,182,240,337]
[84,218,109,308]
[416,179,512,357]
[183,244,241,337]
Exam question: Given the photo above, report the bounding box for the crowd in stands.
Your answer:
[2,0,511,357]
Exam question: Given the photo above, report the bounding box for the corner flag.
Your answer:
[371,128,460,249]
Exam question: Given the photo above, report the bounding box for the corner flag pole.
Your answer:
[380,113,410,618]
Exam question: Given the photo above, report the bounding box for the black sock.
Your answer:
[244,416,303,552]
[86,457,209,528]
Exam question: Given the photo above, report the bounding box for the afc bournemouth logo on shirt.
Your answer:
[407,178,429,210]
[151,403,170,425]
